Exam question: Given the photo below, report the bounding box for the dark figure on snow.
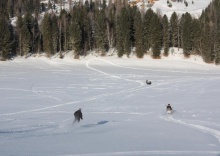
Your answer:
[146,80,152,85]
[74,108,83,123]
[166,104,172,111]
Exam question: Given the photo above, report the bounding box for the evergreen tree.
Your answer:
[41,13,52,57]
[151,13,162,58]
[34,0,41,16]
[162,15,169,56]
[182,12,193,57]
[191,19,201,54]
[68,18,82,58]
[51,15,59,55]
[32,17,40,54]
[21,24,31,56]
[201,20,213,63]
[16,14,23,56]
[0,17,11,60]
[116,15,124,57]
[134,10,144,58]
[7,0,14,17]
[143,8,154,53]
[94,9,108,55]
[121,7,131,57]
[170,12,178,47]
[106,6,116,50]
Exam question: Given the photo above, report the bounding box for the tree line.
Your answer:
[0,0,220,64]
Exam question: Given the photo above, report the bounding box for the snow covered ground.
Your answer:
[138,0,212,18]
[151,0,212,18]
[0,53,220,156]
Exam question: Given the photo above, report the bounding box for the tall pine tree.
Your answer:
[162,15,170,56]
[170,12,178,47]
[0,17,11,60]
[151,13,162,58]
[134,10,144,58]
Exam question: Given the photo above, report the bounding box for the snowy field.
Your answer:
[151,0,212,18]
[0,54,220,156]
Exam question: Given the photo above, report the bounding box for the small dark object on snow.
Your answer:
[146,80,152,85]
[166,104,173,111]
[74,108,83,122]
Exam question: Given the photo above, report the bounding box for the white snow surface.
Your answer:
[1,52,220,156]
[151,0,212,18]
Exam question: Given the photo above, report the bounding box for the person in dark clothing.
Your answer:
[166,104,172,111]
[73,108,83,123]
[146,80,152,85]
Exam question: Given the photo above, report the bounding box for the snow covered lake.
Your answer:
[0,55,220,156]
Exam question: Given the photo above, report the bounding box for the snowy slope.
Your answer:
[0,54,220,155]
[151,0,212,18]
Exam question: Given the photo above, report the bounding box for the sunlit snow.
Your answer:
[0,52,220,156]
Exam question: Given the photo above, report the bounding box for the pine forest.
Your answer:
[0,0,220,65]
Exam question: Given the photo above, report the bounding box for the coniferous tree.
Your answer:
[214,13,220,64]
[41,13,52,57]
[0,17,11,60]
[191,19,201,54]
[16,14,24,56]
[134,10,144,58]
[51,15,59,55]
[68,18,82,58]
[7,0,14,17]
[116,7,131,57]
[31,17,40,54]
[215,31,220,64]
[23,13,34,54]
[201,19,213,63]
[170,12,178,47]
[94,9,108,55]
[128,6,136,48]
[182,12,193,57]
[34,0,41,16]
[83,12,93,53]
[116,15,124,57]
[121,7,131,57]
[143,8,154,53]
[162,15,170,56]
[151,13,162,58]
[106,6,116,50]
[21,24,31,56]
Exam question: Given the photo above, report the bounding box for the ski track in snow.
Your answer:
[0,58,147,117]
[1,58,220,154]
[161,115,220,144]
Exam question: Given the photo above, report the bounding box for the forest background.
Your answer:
[0,0,220,65]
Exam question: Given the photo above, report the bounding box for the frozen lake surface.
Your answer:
[0,56,220,156]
